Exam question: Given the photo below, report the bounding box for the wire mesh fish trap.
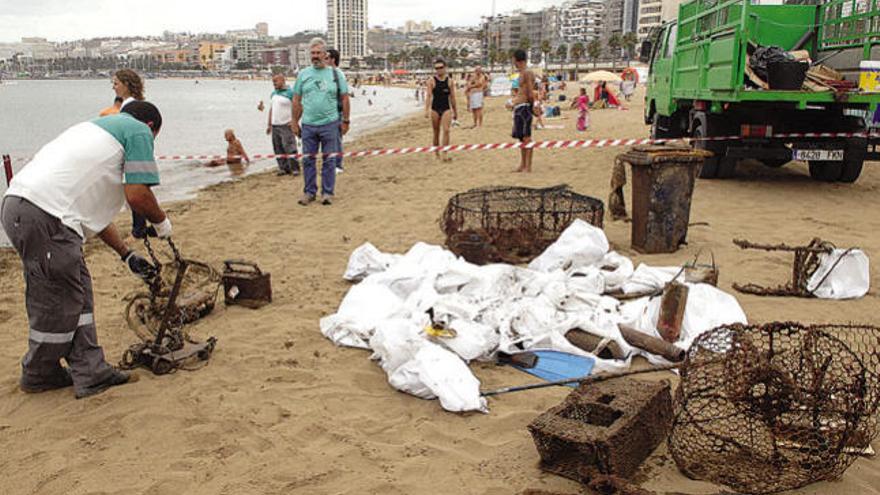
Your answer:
[669,322,880,494]
[124,241,221,343]
[441,185,604,265]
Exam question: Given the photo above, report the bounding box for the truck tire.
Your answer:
[693,121,736,178]
[808,130,866,183]
[808,161,843,182]
[761,158,790,168]
[651,113,675,140]
[693,123,718,178]
[838,137,867,183]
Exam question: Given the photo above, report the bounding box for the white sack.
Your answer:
[369,317,428,374]
[410,343,488,413]
[528,219,609,272]
[343,242,401,282]
[621,264,683,294]
[320,283,403,349]
[600,252,635,292]
[807,249,870,299]
[442,319,500,362]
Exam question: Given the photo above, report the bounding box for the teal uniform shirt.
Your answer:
[293,66,349,126]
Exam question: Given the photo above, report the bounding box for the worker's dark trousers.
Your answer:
[1,196,113,393]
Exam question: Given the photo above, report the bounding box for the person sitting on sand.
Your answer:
[207,129,250,175]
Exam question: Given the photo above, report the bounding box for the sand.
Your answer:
[1,86,878,495]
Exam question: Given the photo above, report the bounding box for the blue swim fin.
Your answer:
[513,350,595,387]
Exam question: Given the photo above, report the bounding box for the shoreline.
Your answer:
[0,87,878,495]
[0,103,423,257]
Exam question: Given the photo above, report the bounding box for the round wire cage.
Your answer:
[441,185,605,265]
[669,322,880,494]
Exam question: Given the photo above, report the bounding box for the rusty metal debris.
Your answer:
[669,322,880,494]
[222,260,272,308]
[684,251,718,286]
[529,378,673,482]
[120,238,219,374]
[124,238,220,342]
[732,238,835,297]
[441,185,604,265]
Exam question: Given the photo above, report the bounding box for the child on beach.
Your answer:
[207,129,250,175]
[571,88,591,132]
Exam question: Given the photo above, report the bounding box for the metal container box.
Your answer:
[222,260,271,308]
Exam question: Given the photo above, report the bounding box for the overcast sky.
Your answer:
[0,0,561,42]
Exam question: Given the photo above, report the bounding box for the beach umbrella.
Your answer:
[621,67,639,83]
[392,69,409,75]
[579,70,622,83]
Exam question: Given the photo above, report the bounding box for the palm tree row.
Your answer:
[382,32,639,75]
[386,46,472,71]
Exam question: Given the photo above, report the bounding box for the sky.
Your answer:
[0,0,561,43]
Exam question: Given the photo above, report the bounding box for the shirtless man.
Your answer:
[510,49,536,173]
[207,129,250,175]
[466,65,488,128]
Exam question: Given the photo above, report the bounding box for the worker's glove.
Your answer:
[153,217,172,239]
[132,225,157,239]
[122,250,157,282]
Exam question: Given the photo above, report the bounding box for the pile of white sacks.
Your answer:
[320,220,866,413]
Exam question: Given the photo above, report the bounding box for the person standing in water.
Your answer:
[424,58,457,162]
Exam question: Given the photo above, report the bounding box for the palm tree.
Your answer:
[556,44,568,64]
[459,48,470,68]
[570,42,585,79]
[587,39,602,68]
[608,33,622,69]
[540,39,552,71]
[622,33,638,64]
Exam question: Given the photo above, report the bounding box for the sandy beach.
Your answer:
[0,85,878,495]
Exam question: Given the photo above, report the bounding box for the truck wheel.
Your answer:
[808,161,843,182]
[651,114,673,140]
[693,123,718,179]
[716,157,738,178]
[761,159,790,168]
[838,137,866,183]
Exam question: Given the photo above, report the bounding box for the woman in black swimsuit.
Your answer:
[425,58,458,162]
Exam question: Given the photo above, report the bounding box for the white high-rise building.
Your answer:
[327,0,368,63]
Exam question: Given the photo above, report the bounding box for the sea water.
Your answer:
[0,79,420,246]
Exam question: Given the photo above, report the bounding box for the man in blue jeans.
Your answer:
[292,38,350,206]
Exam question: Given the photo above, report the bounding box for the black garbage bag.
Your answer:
[749,46,795,81]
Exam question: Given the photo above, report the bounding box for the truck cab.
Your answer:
[642,0,880,182]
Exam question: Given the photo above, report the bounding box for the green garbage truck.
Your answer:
[642,0,880,182]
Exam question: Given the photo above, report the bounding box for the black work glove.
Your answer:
[122,250,157,282]
[132,225,158,240]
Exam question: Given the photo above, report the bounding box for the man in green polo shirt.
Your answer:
[292,37,351,206]
[2,101,171,399]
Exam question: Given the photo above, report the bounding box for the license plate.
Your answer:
[793,149,844,161]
